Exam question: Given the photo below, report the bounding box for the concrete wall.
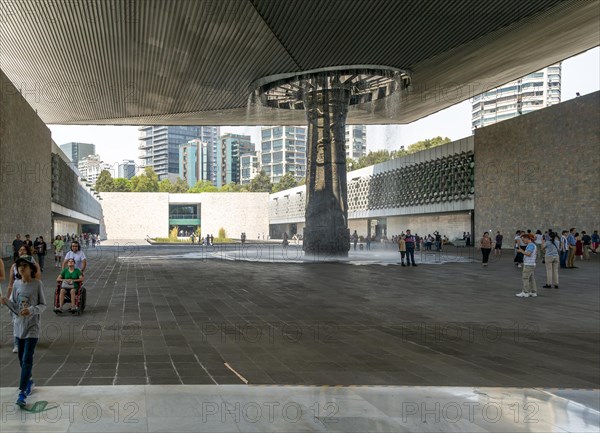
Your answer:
[197,193,269,240]
[99,192,269,240]
[475,91,600,239]
[100,193,170,239]
[0,69,52,257]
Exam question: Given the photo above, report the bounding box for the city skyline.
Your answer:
[49,48,599,174]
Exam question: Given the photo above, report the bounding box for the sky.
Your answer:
[49,47,600,169]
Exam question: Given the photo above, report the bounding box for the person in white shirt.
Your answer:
[62,241,87,274]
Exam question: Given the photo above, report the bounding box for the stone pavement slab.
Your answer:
[1,244,599,388]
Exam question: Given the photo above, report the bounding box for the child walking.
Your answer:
[0,256,46,407]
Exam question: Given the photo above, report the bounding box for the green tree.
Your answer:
[353,150,395,170]
[95,170,114,192]
[346,158,358,172]
[188,180,218,193]
[407,136,451,153]
[159,178,174,192]
[173,178,190,193]
[131,167,159,192]
[248,170,273,193]
[112,178,132,192]
[219,182,249,192]
[273,172,298,192]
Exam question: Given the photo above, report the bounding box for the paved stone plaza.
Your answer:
[1,243,598,390]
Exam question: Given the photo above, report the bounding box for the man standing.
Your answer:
[12,234,24,262]
[581,231,592,260]
[34,236,47,272]
[23,235,33,250]
[567,227,577,268]
[352,230,358,251]
[494,231,503,256]
[559,230,569,269]
[405,230,417,266]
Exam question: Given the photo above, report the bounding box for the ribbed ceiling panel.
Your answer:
[250,0,565,70]
[0,0,595,125]
[0,0,297,122]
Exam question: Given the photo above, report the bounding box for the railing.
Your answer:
[169,214,199,219]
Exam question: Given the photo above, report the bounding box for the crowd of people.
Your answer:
[1,233,90,407]
[477,227,598,298]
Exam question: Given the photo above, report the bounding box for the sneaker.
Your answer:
[401,263,405,267]
[24,379,34,396]
[530,293,538,297]
[54,307,62,314]
[16,392,26,408]
[517,264,522,268]
[516,292,529,297]
[70,307,79,314]
[12,346,18,353]
[543,284,552,289]
[554,285,559,289]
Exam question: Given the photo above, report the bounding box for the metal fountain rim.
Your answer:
[247,64,412,96]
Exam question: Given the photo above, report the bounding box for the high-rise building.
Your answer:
[240,152,260,185]
[138,126,219,180]
[216,133,254,187]
[345,125,367,160]
[78,154,111,185]
[260,126,306,184]
[59,142,95,166]
[179,139,213,188]
[471,64,561,129]
[117,160,137,179]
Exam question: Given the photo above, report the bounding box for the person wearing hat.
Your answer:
[6,247,42,354]
[0,256,46,408]
[516,233,538,298]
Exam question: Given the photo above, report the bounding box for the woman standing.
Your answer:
[398,234,407,266]
[542,231,560,289]
[53,235,64,268]
[514,230,524,268]
[575,233,583,260]
[479,232,493,266]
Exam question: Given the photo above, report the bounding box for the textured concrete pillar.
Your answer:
[303,75,351,256]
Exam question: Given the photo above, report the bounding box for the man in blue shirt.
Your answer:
[567,227,577,268]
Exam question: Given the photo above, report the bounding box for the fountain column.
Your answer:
[302,74,351,256]
[250,67,410,258]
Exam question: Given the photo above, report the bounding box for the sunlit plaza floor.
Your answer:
[1,243,598,431]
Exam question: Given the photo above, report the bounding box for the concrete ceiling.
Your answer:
[0,0,598,126]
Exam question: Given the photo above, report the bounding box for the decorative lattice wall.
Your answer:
[269,143,475,222]
[348,151,474,211]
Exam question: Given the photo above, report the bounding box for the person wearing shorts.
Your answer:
[494,231,503,256]
[53,235,65,268]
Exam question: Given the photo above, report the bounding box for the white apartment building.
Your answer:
[260,126,307,184]
[345,125,367,160]
[472,64,561,129]
[259,125,367,184]
[240,153,261,185]
[78,154,112,184]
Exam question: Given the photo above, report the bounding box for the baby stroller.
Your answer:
[54,282,87,315]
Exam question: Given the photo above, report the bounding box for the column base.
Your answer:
[303,225,350,257]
